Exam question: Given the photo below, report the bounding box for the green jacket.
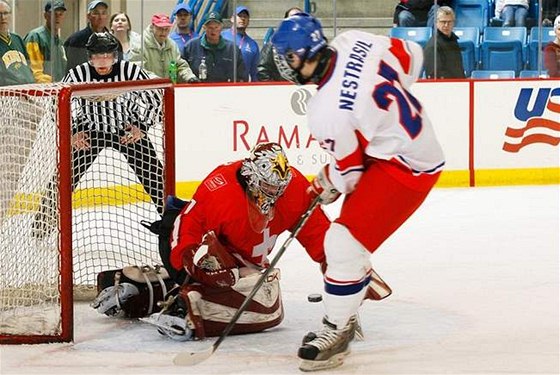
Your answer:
[129,25,196,83]
[24,25,66,83]
[0,33,35,86]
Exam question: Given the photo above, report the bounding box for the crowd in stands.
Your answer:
[0,0,559,87]
[393,0,560,78]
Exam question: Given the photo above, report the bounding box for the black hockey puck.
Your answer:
[307,293,323,303]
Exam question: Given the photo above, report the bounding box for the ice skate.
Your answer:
[140,293,193,341]
[301,314,362,345]
[298,316,357,372]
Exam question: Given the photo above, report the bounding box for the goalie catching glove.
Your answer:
[309,165,341,204]
[183,230,240,288]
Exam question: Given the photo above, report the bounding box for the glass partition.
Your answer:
[1,0,557,86]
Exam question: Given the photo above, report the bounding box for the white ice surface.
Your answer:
[1,185,558,374]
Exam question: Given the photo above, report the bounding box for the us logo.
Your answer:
[503,87,560,152]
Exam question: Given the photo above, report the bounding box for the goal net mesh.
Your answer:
[0,81,173,342]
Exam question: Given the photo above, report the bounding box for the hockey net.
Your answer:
[0,79,175,344]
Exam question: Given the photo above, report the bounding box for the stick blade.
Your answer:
[173,346,215,366]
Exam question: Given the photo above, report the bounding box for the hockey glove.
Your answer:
[183,231,239,288]
[309,165,341,204]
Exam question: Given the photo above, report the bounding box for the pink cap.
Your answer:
[152,13,173,28]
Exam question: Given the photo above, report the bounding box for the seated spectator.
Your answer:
[393,0,452,27]
[110,12,141,61]
[24,0,67,83]
[182,11,247,82]
[222,5,259,81]
[544,15,560,77]
[169,2,198,51]
[424,6,465,79]
[64,0,122,72]
[0,0,34,85]
[129,14,197,83]
[495,0,529,27]
[257,6,302,81]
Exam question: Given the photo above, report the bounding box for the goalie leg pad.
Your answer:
[93,265,176,318]
[181,268,284,339]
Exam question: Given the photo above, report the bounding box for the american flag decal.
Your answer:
[502,89,560,153]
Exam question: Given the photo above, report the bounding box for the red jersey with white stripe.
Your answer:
[308,30,445,193]
[169,160,329,270]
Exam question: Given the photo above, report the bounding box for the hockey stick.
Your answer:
[173,196,322,366]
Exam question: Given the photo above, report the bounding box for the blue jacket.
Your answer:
[221,28,259,81]
[182,35,248,83]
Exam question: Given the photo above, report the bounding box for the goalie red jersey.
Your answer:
[169,159,329,272]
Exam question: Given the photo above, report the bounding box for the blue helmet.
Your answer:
[271,13,327,83]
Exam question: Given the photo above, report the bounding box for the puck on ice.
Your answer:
[307,293,323,303]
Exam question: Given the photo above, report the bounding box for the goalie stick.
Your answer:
[173,196,322,366]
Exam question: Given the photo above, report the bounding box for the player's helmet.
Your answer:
[271,13,327,84]
[86,32,119,67]
[240,142,293,215]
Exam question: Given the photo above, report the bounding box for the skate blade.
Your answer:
[298,351,348,372]
[139,315,185,335]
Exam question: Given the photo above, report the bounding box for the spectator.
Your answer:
[182,11,248,82]
[544,15,560,77]
[257,6,303,81]
[495,0,529,27]
[393,0,452,27]
[0,0,34,85]
[169,2,198,51]
[64,0,122,72]
[129,14,197,83]
[110,12,141,61]
[222,5,259,81]
[24,0,67,83]
[424,6,465,79]
[542,0,560,26]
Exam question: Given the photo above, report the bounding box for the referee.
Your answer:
[33,32,164,237]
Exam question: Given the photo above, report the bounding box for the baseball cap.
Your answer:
[203,11,223,25]
[554,15,560,30]
[152,13,173,28]
[173,2,192,15]
[44,0,66,12]
[235,5,250,16]
[87,0,108,13]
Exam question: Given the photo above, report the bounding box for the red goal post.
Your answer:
[0,79,175,344]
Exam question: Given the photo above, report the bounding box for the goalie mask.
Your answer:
[240,142,292,215]
[86,32,119,70]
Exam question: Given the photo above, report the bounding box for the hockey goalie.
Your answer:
[91,142,331,340]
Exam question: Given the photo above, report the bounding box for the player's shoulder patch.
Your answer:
[203,173,228,191]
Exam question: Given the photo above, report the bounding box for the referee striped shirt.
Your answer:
[63,61,162,134]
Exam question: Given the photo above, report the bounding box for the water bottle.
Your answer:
[168,61,178,84]
[198,58,207,81]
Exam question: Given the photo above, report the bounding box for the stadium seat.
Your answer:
[455,27,481,64]
[483,27,527,44]
[459,41,477,77]
[480,27,528,75]
[519,70,549,78]
[527,27,555,70]
[453,0,490,29]
[389,27,432,48]
[471,70,515,79]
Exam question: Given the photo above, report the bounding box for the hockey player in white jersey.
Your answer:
[271,13,445,371]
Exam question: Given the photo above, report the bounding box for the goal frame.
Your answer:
[0,78,175,344]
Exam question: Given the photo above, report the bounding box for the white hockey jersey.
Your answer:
[307,30,445,194]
